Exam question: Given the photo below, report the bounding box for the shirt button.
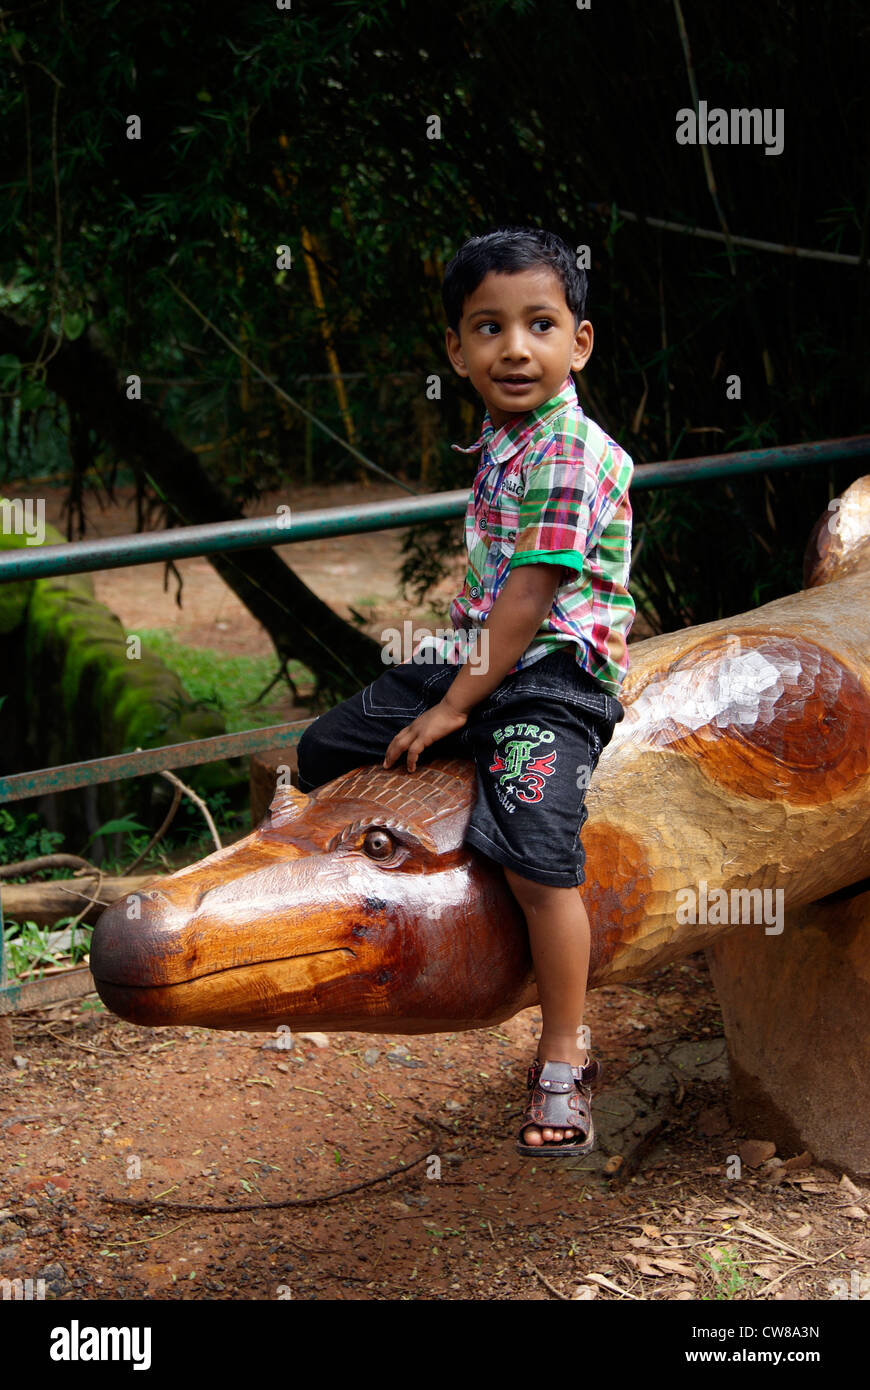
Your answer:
[470,587,481,599]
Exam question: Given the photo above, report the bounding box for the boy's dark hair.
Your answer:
[441,226,587,333]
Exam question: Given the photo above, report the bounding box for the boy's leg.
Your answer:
[297,657,466,792]
[503,870,590,1144]
[460,648,623,1147]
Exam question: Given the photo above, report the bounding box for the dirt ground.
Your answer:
[2,481,868,1302]
[3,954,869,1304]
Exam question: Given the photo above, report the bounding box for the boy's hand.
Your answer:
[383,700,469,774]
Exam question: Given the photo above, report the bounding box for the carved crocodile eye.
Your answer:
[363,829,394,860]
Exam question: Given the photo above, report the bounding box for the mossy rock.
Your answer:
[0,502,92,634]
[25,576,225,763]
[3,506,234,847]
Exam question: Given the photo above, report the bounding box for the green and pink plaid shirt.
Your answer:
[439,376,635,696]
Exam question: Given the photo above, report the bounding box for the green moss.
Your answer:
[0,500,92,634]
[21,564,225,767]
[2,507,233,842]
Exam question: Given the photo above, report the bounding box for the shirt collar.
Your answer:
[451,375,580,464]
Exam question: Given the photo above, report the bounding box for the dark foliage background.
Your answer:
[2,0,869,636]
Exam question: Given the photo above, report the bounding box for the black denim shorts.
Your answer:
[296,646,624,887]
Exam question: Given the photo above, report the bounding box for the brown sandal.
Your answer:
[516,1056,601,1158]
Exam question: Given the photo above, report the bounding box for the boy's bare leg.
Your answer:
[503,868,591,1145]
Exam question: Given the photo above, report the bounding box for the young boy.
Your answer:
[297,226,635,1156]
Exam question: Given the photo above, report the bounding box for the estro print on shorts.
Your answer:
[488,721,558,806]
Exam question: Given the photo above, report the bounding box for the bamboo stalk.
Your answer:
[592,205,869,267]
[672,0,736,277]
[301,225,358,452]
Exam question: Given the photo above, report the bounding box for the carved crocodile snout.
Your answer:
[90,759,536,1033]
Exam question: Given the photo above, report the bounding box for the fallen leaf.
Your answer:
[299,1032,330,1048]
[791,1223,813,1240]
[651,1256,697,1277]
[751,1263,781,1279]
[780,1150,813,1173]
[839,1174,864,1199]
[572,1285,598,1300]
[627,1235,652,1248]
[603,1155,623,1175]
[640,1223,661,1238]
[709,1206,746,1220]
[585,1271,639,1299]
[765,1167,788,1186]
[635,1257,666,1277]
[794,1181,835,1194]
[674,1290,695,1301]
[739,1139,777,1167]
[841,1206,867,1221]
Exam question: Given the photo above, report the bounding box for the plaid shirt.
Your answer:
[431,376,635,696]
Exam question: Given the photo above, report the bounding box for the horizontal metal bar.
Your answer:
[0,966,96,1015]
[0,719,314,803]
[0,490,469,583]
[635,435,870,485]
[2,435,868,585]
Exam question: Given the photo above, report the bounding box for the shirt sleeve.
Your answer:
[509,444,590,576]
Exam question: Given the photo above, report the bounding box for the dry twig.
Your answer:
[101,1150,431,1215]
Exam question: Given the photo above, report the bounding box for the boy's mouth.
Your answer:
[496,375,537,385]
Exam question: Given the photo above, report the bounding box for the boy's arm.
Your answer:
[383,563,562,773]
[443,563,562,712]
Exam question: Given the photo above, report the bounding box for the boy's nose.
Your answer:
[501,333,531,359]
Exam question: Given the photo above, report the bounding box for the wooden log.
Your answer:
[250,745,298,828]
[707,880,870,1179]
[1,875,160,927]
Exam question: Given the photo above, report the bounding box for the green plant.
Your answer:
[2,917,92,980]
[697,1245,761,1300]
[135,629,314,732]
[81,816,147,851]
[0,808,65,867]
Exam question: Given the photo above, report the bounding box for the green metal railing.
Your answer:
[1,435,868,585]
[1,432,869,1013]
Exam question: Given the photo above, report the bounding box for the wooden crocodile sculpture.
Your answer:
[90,475,870,1172]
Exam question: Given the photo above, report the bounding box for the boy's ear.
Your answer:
[445,327,469,377]
[571,320,594,373]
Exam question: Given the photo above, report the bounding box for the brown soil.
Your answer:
[2,952,868,1303]
[3,482,866,1302]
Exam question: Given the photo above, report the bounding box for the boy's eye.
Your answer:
[477,322,499,335]
[532,319,554,332]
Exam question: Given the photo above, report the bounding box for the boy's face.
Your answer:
[445,266,593,429]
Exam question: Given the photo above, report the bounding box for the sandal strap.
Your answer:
[520,1059,596,1142]
[526,1056,600,1092]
